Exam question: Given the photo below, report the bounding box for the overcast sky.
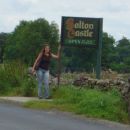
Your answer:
[0,0,130,40]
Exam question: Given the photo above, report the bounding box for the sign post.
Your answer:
[59,16,103,84]
[96,19,103,79]
[57,45,62,86]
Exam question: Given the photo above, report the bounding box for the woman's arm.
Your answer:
[51,44,61,59]
[32,52,43,72]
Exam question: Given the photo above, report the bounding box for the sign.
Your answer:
[61,16,102,47]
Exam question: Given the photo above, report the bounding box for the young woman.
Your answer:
[32,43,61,99]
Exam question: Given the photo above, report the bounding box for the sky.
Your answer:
[0,0,130,41]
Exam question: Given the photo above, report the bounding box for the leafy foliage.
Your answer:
[0,33,8,63]
[0,61,37,96]
[4,18,59,65]
[0,18,130,73]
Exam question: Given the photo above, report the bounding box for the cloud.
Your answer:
[0,0,130,40]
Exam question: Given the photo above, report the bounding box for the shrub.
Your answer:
[0,61,37,96]
[21,76,37,97]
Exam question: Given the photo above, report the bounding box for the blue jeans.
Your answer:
[36,68,50,98]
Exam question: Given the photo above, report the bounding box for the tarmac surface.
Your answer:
[0,97,130,130]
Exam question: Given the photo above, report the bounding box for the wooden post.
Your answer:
[96,18,103,79]
[57,45,62,87]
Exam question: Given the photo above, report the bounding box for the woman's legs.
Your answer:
[43,70,50,98]
[36,68,50,99]
[36,69,44,98]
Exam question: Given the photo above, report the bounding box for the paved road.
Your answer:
[0,103,130,130]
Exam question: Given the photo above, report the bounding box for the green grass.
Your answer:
[0,62,129,123]
[0,61,37,97]
[24,86,129,124]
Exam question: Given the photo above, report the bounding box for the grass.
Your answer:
[23,86,129,124]
[0,62,129,124]
[0,61,37,97]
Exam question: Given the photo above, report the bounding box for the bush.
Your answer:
[21,76,37,97]
[0,61,37,96]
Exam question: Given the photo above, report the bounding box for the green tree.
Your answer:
[112,37,130,72]
[102,32,116,69]
[4,18,59,65]
[0,33,9,63]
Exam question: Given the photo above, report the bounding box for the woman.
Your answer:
[32,43,61,99]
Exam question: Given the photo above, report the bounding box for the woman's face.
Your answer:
[44,46,50,53]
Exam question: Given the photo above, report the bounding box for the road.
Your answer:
[0,102,130,130]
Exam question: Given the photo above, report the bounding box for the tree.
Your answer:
[101,32,116,69]
[4,18,59,65]
[116,37,130,62]
[3,18,130,73]
[0,33,9,63]
[112,37,130,72]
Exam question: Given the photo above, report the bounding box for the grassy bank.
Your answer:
[0,62,129,124]
[0,61,37,96]
[24,86,129,124]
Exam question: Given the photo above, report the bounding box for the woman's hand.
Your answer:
[32,68,36,75]
[51,44,62,59]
